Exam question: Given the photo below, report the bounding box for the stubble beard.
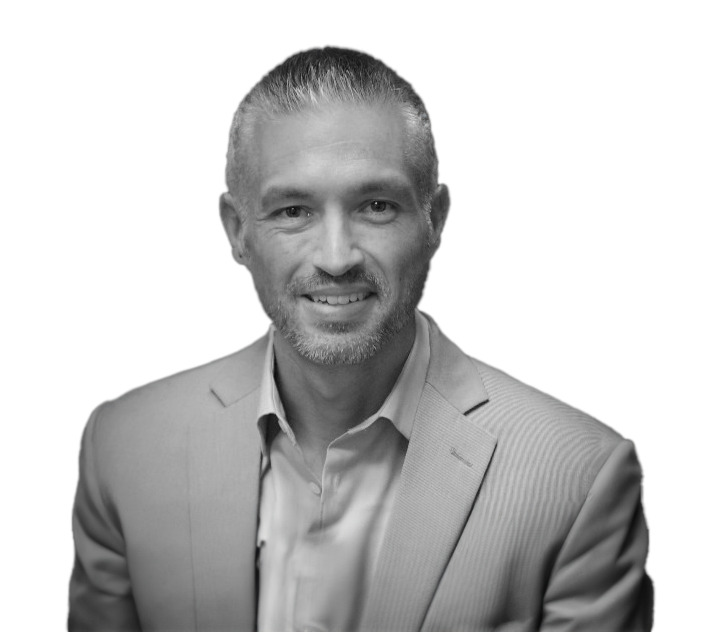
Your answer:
[257,262,430,366]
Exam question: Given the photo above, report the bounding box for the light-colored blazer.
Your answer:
[69,318,652,631]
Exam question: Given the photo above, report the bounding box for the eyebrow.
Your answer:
[352,177,414,197]
[260,186,314,207]
[260,177,415,207]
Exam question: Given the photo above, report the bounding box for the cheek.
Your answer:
[246,239,301,289]
[371,239,431,286]
[243,229,282,271]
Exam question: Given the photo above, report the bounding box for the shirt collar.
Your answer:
[256,311,431,456]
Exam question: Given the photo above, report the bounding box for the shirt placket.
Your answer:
[291,428,367,632]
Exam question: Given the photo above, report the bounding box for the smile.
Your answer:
[305,292,372,305]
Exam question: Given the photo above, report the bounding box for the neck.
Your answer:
[272,318,416,466]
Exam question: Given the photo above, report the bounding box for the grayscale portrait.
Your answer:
[7,3,722,630]
[67,47,654,631]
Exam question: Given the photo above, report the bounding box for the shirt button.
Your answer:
[309,481,322,496]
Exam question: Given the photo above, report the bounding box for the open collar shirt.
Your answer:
[255,311,431,632]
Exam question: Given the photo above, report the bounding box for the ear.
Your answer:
[219,192,248,267]
[429,183,450,251]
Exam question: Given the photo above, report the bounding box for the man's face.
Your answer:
[223,102,446,365]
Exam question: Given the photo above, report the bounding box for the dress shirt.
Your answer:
[255,311,431,632]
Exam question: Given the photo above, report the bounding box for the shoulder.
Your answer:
[84,334,267,447]
[469,356,630,501]
[473,357,622,444]
[425,315,631,500]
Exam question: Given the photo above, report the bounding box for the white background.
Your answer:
[2,1,720,629]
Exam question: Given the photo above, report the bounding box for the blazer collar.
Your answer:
[423,312,490,415]
[209,334,267,407]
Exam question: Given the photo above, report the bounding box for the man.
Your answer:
[69,48,652,631]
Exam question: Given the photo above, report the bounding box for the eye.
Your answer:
[282,206,308,219]
[361,200,397,223]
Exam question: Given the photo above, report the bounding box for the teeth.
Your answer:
[310,292,370,304]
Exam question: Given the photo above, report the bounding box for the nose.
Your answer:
[311,211,364,277]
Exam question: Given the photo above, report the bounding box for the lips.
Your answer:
[305,292,372,305]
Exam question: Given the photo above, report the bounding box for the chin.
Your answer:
[284,327,387,366]
[283,308,416,366]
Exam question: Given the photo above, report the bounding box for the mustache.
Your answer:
[288,268,384,294]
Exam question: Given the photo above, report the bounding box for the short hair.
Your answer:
[225,47,438,212]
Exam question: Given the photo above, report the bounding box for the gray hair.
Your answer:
[225,47,438,212]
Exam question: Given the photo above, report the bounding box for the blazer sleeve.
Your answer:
[68,405,142,632]
[540,439,653,631]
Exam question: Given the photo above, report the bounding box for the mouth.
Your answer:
[303,291,373,306]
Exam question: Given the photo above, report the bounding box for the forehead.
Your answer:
[248,103,415,200]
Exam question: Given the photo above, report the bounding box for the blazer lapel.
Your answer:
[360,319,497,632]
[187,337,266,632]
